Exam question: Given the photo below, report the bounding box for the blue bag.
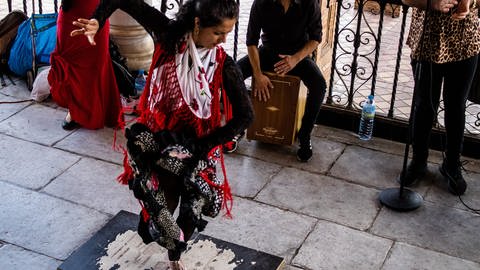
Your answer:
[8,13,57,76]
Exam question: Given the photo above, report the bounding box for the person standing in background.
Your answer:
[400,0,480,195]
[49,0,122,130]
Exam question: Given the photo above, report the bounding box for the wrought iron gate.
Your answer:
[323,0,480,157]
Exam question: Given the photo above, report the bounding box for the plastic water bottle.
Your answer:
[135,69,147,94]
[358,95,375,140]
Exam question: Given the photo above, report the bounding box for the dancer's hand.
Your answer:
[70,18,99,45]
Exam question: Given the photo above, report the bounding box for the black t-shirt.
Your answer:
[246,0,322,55]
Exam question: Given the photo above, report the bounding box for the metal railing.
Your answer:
[4,0,58,15]
[327,0,480,140]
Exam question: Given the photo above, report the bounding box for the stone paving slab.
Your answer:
[371,201,480,263]
[312,125,433,161]
[330,145,401,188]
[0,134,80,189]
[292,220,393,270]
[257,167,380,230]
[330,145,431,195]
[0,103,72,146]
[236,136,346,174]
[43,157,139,215]
[54,128,125,164]
[202,196,317,262]
[224,153,283,198]
[0,79,31,100]
[424,171,480,213]
[38,97,61,109]
[463,157,480,173]
[0,181,109,260]
[382,242,480,270]
[0,95,31,122]
[284,266,302,270]
[0,244,61,270]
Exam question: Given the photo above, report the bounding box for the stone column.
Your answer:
[108,0,154,71]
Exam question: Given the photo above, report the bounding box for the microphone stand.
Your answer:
[379,0,433,211]
[379,64,423,211]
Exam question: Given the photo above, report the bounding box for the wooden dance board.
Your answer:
[58,210,285,270]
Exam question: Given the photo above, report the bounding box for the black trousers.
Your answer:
[410,54,478,165]
[237,46,327,141]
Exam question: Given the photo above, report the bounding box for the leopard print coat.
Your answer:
[407,8,480,63]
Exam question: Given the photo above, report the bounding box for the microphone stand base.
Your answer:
[379,188,423,211]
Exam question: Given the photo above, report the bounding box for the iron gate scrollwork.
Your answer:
[327,0,480,139]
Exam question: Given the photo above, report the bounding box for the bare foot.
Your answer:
[169,260,186,270]
[65,112,72,122]
[452,0,470,19]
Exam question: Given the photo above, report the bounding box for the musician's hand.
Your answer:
[71,18,99,45]
[253,73,273,102]
[274,54,299,75]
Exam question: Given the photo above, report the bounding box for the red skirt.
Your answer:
[48,0,121,129]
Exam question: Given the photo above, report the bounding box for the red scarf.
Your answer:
[136,43,226,136]
[118,42,234,216]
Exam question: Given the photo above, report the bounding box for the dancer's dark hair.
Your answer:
[161,0,239,54]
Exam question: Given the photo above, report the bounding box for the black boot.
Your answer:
[297,138,312,162]
[296,129,313,162]
[439,159,467,195]
[400,159,427,186]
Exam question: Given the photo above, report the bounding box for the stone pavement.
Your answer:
[1,76,480,270]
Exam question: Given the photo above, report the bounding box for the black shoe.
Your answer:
[439,160,467,196]
[297,139,313,162]
[399,160,427,186]
[62,119,80,130]
[137,215,154,245]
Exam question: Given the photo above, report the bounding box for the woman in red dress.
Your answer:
[48,0,121,130]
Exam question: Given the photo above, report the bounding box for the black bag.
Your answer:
[0,10,28,85]
[469,62,480,104]
[109,38,136,97]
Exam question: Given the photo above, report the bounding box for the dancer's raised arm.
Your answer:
[70,0,169,45]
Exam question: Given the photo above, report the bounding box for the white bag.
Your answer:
[30,66,51,102]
